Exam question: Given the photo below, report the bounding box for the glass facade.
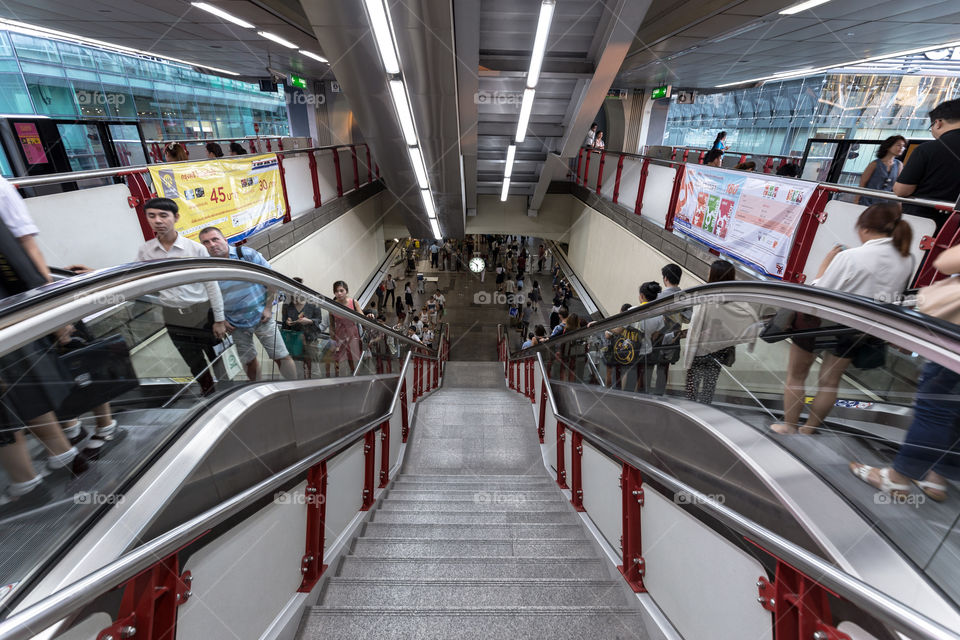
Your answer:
[0,30,289,140]
[662,73,959,157]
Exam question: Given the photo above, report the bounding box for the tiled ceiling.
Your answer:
[618,0,960,89]
[0,0,332,82]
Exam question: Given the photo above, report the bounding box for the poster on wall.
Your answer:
[14,123,48,165]
[147,154,287,243]
[673,165,816,277]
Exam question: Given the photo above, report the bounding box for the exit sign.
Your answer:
[651,85,671,99]
[290,74,307,89]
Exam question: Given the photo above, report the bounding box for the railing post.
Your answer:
[378,421,390,488]
[570,431,584,512]
[756,554,850,640]
[417,357,424,397]
[508,358,515,389]
[276,153,292,223]
[247,139,256,154]
[97,552,192,640]
[583,151,592,190]
[361,430,376,510]
[332,148,344,197]
[664,164,686,232]
[575,148,584,185]
[782,186,831,283]
[433,358,439,389]
[307,150,321,208]
[366,145,374,184]
[538,380,547,443]
[350,144,360,191]
[400,378,410,442]
[556,421,568,489]
[634,159,650,217]
[913,210,960,287]
[612,154,625,204]
[681,149,689,163]
[596,150,606,193]
[412,358,420,402]
[298,460,328,592]
[125,172,157,241]
[619,464,645,592]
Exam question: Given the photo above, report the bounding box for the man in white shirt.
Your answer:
[584,123,598,148]
[136,198,227,395]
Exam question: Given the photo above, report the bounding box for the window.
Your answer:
[0,73,33,114]
[24,74,78,116]
[11,34,60,63]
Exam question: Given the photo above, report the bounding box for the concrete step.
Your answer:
[370,510,576,525]
[391,479,556,491]
[377,499,566,512]
[297,608,647,640]
[396,474,548,483]
[351,538,598,558]
[362,522,586,540]
[334,557,613,580]
[386,489,564,501]
[319,578,631,608]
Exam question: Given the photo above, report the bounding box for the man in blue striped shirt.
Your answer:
[199,227,297,381]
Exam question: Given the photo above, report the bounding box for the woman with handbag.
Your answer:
[849,244,960,501]
[282,290,327,379]
[330,281,363,377]
[771,204,914,435]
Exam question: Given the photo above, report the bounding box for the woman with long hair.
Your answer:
[164,143,188,162]
[330,281,363,376]
[711,131,727,152]
[856,135,906,206]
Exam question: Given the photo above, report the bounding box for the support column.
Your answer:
[298,460,328,591]
[570,431,584,512]
[556,421,568,489]
[361,431,375,510]
[618,464,645,592]
[378,421,390,488]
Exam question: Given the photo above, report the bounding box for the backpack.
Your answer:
[604,326,641,366]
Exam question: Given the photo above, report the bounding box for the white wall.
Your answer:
[561,202,705,315]
[270,194,386,296]
[467,194,575,238]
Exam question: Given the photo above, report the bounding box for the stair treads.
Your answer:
[370,510,575,524]
[352,538,598,558]
[333,557,612,580]
[362,522,587,540]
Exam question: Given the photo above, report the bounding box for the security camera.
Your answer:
[266,67,288,83]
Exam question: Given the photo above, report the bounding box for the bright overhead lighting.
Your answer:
[504,145,517,178]
[258,31,298,49]
[299,50,328,63]
[363,0,400,74]
[389,80,418,146]
[526,0,556,88]
[0,17,240,76]
[429,217,442,240]
[191,3,255,28]
[773,66,814,76]
[501,178,511,202]
[515,88,535,142]
[420,189,437,218]
[779,0,832,15]
[408,147,429,189]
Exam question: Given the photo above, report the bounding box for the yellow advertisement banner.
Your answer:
[148,153,287,243]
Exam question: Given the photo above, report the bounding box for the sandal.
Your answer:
[914,479,948,502]
[770,423,798,434]
[849,463,910,497]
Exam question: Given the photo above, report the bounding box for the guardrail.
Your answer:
[144,136,312,163]
[573,146,958,288]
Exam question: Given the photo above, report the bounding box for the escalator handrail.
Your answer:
[532,354,960,640]
[509,280,960,370]
[0,258,437,356]
[0,350,413,640]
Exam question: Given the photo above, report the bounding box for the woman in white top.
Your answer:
[771,204,914,435]
[593,131,605,150]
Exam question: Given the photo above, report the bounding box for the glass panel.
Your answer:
[801,141,838,181]
[56,123,109,171]
[24,74,78,116]
[108,124,146,166]
[132,88,159,119]
[101,86,136,118]
[0,144,13,177]
[92,50,123,74]
[0,73,34,114]
[72,80,109,118]
[57,42,97,69]
[10,34,61,63]
[0,32,13,58]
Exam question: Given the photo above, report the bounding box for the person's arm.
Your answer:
[855,161,877,204]
[893,147,924,197]
[815,244,845,280]
[933,244,960,275]
[203,282,228,337]
[893,182,916,197]
[17,234,52,283]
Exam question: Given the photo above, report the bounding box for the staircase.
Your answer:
[296,363,645,639]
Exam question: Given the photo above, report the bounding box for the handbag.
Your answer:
[760,308,796,343]
[56,334,139,418]
[280,328,305,357]
[918,277,960,324]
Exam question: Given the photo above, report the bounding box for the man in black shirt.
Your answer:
[894,99,960,229]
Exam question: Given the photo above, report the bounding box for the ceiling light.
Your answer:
[0,17,240,75]
[773,66,814,76]
[515,88,535,142]
[191,2,255,28]
[420,189,437,218]
[526,0,556,88]
[504,145,517,178]
[299,50,328,63]
[389,80,418,146]
[429,217,442,240]
[501,178,511,201]
[363,0,400,74]
[258,31,298,49]
[779,0,832,14]
[408,147,429,189]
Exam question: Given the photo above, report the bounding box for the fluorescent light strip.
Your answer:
[526,0,556,88]
[429,217,442,240]
[515,88,535,142]
[258,31,298,49]
[715,38,960,87]
[779,0,832,15]
[504,145,516,178]
[0,18,240,75]
[191,2,255,28]
[363,0,400,74]
[389,80,418,146]
[408,147,429,189]
[420,189,437,218]
[299,50,328,63]
[501,178,511,201]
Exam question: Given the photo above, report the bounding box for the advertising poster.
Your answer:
[15,123,48,165]
[673,165,816,277]
[148,153,287,243]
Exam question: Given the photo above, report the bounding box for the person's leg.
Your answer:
[0,432,39,483]
[232,328,260,381]
[699,357,724,404]
[802,352,852,433]
[163,308,216,394]
[685,361,700,400]
[655,362,669,395]
[26,411,72,456]
[772,344,817,434]
[275,357,297,379]
[255,321,296,380]
[893,362,960,484]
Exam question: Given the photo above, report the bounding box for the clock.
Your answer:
[469,257,486,273]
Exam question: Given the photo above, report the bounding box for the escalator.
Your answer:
[0,266,958,640]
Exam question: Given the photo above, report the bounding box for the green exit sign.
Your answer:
[651,85,671,99]
[290,74,307,89]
